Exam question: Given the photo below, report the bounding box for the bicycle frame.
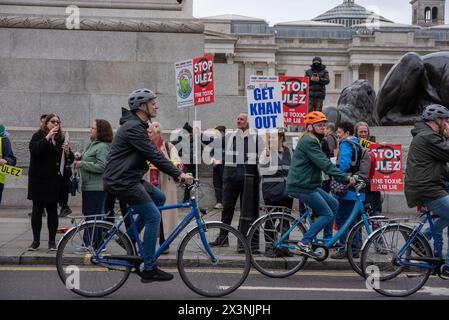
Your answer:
[394,212,444,270]
[92,197,218,268]
[277,192,372,250]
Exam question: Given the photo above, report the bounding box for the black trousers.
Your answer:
[213,165,224,203]
[221,178,244,231]
[31,200,58,243]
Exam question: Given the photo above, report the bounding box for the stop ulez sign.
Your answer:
[369,144,404,192]
[279,76,309,126]
[193,55,214,106]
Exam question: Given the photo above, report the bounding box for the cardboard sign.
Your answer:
[360,138,375,149]
[0,164,23,179]
[247,76,284,131]
[279,76,309,126]
[193,55,215,106]
[175,59,195,108]
[370,144,403,192]
[175,55,215,108]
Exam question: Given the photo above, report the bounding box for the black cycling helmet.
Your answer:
[128,89,157,111]
[422,104,449,121]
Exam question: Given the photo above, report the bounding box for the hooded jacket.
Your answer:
[103,108,181,195]
[305,58,330,99]
[405,121,449,207]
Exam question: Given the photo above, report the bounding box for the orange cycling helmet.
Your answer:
[304,111,327,128]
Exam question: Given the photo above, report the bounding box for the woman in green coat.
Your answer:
[286,111,355,258]
[73,119,113,252]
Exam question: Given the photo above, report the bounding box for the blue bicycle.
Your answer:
[56,180,251,298]
[247,180,387,277]
[361,206,449,297]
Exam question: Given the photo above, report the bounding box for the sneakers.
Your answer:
[48,241,57,251]
[28,241,40,251]
[294,242,317,258]
[330,250,347,260]
[209,236,229,247]
[141,266,174,283]
[213,203,223,209]
[59,206,72,217]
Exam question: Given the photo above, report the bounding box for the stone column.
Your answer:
[226,53,235,64]
[373,63,382,92]
[351,63,360,82]
[268,62,276,76]
[244,61,254,94]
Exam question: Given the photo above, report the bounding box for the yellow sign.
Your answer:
[360,138,375,149]
[147,160,182,169]
[0,164,23,179]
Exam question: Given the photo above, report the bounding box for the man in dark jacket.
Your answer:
[405,104,449,276]
[305,57,330,113]
[104,88,193,283]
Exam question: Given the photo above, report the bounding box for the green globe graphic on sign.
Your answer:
[177,69,193,100]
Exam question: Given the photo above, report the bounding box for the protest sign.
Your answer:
[360,138,375,149]
[247,76,284,131]
[175,55,214,108]
[175,59,195,108]
[279,76,309,126]
[193,55,215,106]
[370,144,403,192]
[0,164,23,179]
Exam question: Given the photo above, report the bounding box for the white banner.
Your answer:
[247,76,284,132]
[175,59,194,108]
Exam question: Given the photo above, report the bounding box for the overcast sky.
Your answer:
[193,0,449,26]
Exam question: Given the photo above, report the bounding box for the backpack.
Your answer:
[339,139,371,180]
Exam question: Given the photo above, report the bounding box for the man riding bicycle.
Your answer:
[405,104,449,276]
[286,111,356,257]
[104,89,193,283]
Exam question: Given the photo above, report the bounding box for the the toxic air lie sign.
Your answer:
[175,55,215,108]
[247,76,284,131]
[280,76,309,126]
[370,144,404,192]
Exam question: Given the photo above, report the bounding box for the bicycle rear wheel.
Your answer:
[361,224,433,297]
[56,221,134,297]
[346,216,388,277]
[177,222,251,297]
[248,213,308,278]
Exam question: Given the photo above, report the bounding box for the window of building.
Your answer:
[213,53,227,64]
[256,70,264,76]
[359,73,367,80]
[277,71,286,77]
[432,7,438,21]
[425,7,431,23]
[334,73,342,89]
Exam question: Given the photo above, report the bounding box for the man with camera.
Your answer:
[305,56,330,113]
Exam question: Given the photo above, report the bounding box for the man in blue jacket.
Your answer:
[0,121,17,204]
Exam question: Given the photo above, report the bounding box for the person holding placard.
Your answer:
[0,120,17,204]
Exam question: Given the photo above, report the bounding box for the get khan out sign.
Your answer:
[175,55,214,108]
[280,76,309,126]
[370,144,403,192]
[247,76,284,131]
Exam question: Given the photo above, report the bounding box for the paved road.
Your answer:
[1,266,448,300]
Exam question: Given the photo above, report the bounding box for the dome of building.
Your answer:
[313,0,393,28]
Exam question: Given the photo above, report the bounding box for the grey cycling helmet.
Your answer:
[128,89,157,110]
[422,104,449,121]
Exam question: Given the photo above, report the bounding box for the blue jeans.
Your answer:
[82,191,106,248]
[289,188,339,245]
[130,187,166,270]
[424,194,449,265]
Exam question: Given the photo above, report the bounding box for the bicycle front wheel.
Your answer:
[361,224,433,297]
[177,222,251,297]
[346,216,388,277]
[56,221,134,298]
[248,213,307,278]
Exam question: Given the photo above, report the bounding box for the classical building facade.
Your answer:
[201,0,449,106]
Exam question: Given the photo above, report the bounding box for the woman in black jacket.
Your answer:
[28,114,74,251]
